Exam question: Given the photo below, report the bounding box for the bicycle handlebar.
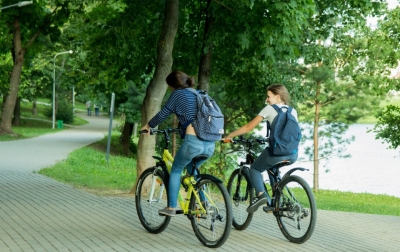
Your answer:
[221,136,267,145]
[139,128,180,135]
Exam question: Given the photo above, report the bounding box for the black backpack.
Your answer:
[187,88,224,141]
[267,104,302,156]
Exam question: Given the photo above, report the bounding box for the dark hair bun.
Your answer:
[186,76,195,88]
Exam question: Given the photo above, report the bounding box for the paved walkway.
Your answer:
[1,114,400,251]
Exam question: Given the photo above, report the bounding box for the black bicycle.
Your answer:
[225,137,317,243]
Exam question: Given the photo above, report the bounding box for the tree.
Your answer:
[298,0,394,191]
[299,65,380,191]
[369,7,400,148]
[0,0,85,135]
[60,1,166,156]
[135,0,180,191]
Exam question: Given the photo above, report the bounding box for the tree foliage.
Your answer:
[2,0,400,190]
[0,0,86,134]
[370,6,400,149]
[372,105,400,149]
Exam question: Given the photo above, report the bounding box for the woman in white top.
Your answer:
[223,84,299,213]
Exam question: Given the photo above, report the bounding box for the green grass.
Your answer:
[0,118,57,141]
[38,134,136,194]
[314,190,400,216]
[0,116,89,141]
[0,99,89,141]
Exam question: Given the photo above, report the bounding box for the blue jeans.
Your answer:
[168,134,215,208]
[250,148,298,195]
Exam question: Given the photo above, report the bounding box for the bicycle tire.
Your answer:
[226,168,254,230]
[274,175,317,243]
[135,167,171,233]
[189,178,232,248]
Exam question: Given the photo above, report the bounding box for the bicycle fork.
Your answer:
[148,170,165,203]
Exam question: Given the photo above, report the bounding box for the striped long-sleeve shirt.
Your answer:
[148,88,197,138]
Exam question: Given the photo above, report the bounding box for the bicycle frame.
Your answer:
[225,136,316,243]
[147,129,208,215]
[158,150,217,215]
[137,128,232,248]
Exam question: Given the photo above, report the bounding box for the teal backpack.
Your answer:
[267,104,302,156]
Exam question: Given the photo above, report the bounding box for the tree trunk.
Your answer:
[121,121,133,156]
[313,80,321,192]
[0,18,25,136]
[12,98,21,126]
[133,122,138,138]
[32,99,37,116]
[197,0,214,92]
[1,96,6,116]
[131,0,179,194]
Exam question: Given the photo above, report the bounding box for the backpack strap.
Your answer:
[186,87,197,93]
[186,87,206,96]
[267,105,279,138]
[180,88,199,129]
[267,104,291,137]
[271,104,279,112]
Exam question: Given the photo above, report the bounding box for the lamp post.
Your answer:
[0,1,33,10]
[52,50,73,129]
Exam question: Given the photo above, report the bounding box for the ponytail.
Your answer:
[166,71,196,89]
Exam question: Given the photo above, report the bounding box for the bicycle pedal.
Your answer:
[175,210,184,215]
[263,205,274,213]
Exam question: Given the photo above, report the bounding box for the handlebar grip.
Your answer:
[221,138,235,144]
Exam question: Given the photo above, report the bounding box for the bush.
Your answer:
[44,99,74,124]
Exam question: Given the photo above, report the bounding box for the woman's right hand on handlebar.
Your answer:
[221,137,234,143]
[140,124,150,135]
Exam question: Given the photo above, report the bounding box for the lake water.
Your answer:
[260,124,400,198]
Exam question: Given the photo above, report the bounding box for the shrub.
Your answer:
[44,99,74,124]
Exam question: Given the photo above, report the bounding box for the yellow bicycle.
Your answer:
[135,128,232,248]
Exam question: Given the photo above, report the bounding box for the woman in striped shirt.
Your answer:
[141,71,216,217]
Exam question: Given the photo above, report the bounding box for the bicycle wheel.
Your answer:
[189,178,232,248]
[135,167,171,233]
[226,168,254,230]
[274,175,317,243]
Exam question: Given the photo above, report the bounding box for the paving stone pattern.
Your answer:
[1,172,400,252]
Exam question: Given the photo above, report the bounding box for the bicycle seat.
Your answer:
[192,154,208,163]
[274,160,292,168]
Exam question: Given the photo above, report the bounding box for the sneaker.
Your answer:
[247,192,269,213]
[158,207,176,217]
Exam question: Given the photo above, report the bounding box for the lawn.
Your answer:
[0,99,89,141]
